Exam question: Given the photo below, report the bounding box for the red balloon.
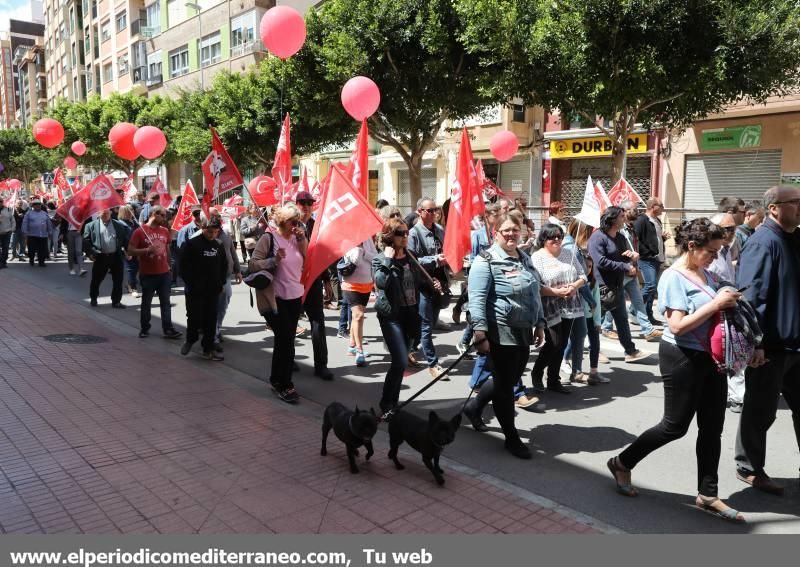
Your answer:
[341,76,381,121]
[133,126,167,160]
[108,122,140,161]
[32,118,65,149]
[71,141,86,156]
[64,157,78,170]
[7,179,22,190]
[489,130,519,162]
[260,6,306,59]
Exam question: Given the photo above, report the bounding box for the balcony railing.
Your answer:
[146,73,162,87]
[130,20,141,36]
[140,25,161,39]
[230,40,265,59]
[132,66,146,83]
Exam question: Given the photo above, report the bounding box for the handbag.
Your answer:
[598,284,618,310]
[434,282,452,310]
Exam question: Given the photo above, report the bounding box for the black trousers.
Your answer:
[487,342,529,445]
[620,341,727,497]
[303,280,328,369]
[0,231,10,266]
[90,253,123,304]
[27,236,48,265]
[531,319,572,387]
[265,297,303,389]
[186,287,219,353]
[735,352,800,476]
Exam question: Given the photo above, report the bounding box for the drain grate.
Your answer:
[42,334,108,345]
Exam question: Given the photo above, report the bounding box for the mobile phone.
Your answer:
[737,285,750,293]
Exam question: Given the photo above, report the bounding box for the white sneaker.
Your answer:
[69,269,76,276]
[624,350,651,363]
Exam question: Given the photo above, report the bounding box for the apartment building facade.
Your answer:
[12,39,48,127]
[0,18,46,128]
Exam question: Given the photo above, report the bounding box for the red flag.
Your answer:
[201,128,244,216]
[475,159,505,201]
[123,175,138,202]
[148,177,172,208]
[220,193,245,220]
[346,119,369,198]
[249,175,280,207]
[443,129,477,274]
[593,180,611,213]
[272,114,293,204]
[3,189,18,208]
[55,175,125,230]
[607,177,643,207]
[171,180,200,231]
[300,165,384,301]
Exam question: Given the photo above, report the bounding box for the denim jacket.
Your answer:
[468,243,545,346]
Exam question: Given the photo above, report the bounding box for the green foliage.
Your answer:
[0,128,59,184]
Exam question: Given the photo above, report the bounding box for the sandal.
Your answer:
[695,496,745,523]
[607,457,638,497]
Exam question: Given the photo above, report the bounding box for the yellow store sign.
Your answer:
[550,133,649,159]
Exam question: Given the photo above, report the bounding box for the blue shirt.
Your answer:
[21,208,52,238]
[658,268,719,352]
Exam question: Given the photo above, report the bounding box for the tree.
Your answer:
[290,0,501,203]
[458,0,800,181]
[0,128,59,186]
[48,92,182,174]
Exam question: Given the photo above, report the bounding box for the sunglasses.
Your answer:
[774,199,800,206]
[393,230,409,237]
[420,208,439,214]
[547,235,563,241]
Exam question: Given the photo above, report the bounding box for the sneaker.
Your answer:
[644,329,663,342]
[336,329,349,339]
[452,305,462,325]
[138,329,149,338]
[347,345,358,356]
[180,342,193,356]
[131,290,141,298]
[429,365,449,381]
[163,329,183,340]
[79,269,87,277]
[515,394,540,408]
[601,330,619,340]
[598,352,610,364]
[69,269,76,276]
[587,372,610,385]
[462,402,488,432]
[624,350,651,363]
[202,351,224,361]
[355,351,367,367]
[274,386,300,404]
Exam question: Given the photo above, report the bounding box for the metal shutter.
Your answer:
[498,157,530,201]
[398,168,437,212]
[684,150,782,216]
[559,156,651,213]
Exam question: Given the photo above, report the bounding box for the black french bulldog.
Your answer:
[321,402,379,474]
[387,410,462,485]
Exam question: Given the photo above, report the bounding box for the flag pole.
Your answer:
[405,248,444,296]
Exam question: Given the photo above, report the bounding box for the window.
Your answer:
[200,32,221,67]
[147,50,162,83]
[146,2,161,34]
[167,0,187,27]
[86,64,92,90]
[92,0,97,19]
[230,10,256,53]
[116,11,127,33]
[512,104,526,123]
[118,54,129,75]
[82,0,89,17]
[103,62,113,83]
[169,46,189,78]
[101,21,111,42]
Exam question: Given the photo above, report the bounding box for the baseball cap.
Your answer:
[294,191,315,203]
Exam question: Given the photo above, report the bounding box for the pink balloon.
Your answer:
[489,130,519,162]
[7,179,22,190]
[341,76,381,121]
[260,6,306,59]
[32,118,65,149]
[108,122,140,161]
[71,141,86,156]
[64,156,78,170]
[133,126,167,160]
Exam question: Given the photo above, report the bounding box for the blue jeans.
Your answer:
[378,306,418,412]
[469,351,525,398]
[11,228,25,257]
[140,272,173,333]
[418,292,440,367]
[125,256,139,290]
[338,296,351,333]
[602,277,654,336]
[604,283,637,355]
[638,259,661,321]
[461,322,474,345]
[564,316,601,373]
[216,278,233,339]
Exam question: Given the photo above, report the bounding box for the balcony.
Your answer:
[130,20,141,36]
[132,66,146,83]
[230,40,265,59]
[146,74,162,87]
[140,25,161,39]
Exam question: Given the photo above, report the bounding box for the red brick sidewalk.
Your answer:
[0,271,600,535]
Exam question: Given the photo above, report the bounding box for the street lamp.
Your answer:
[185,2,203,90]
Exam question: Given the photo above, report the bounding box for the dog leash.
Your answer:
[379,338,487,422]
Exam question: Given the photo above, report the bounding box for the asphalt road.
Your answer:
[5,256,799,533]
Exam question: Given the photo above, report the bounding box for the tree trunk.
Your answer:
[611,115,629,184]
[406,151,425,207]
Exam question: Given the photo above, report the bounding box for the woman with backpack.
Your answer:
[340,235,378,367]
[372,217,425,413]
[607,218,745,523]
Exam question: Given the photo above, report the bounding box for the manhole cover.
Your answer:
[42,334,108,344]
